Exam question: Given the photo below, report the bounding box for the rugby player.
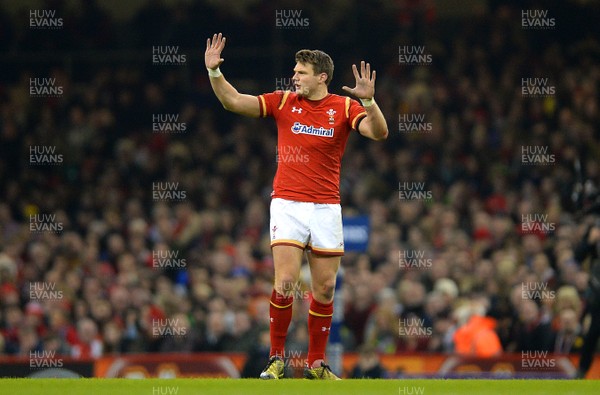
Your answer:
[205,33,388,379]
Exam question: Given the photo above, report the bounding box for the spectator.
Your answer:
[344,281,376,346]
[159,313,198,353]
[351,344,386,379]
[2,305,23,354]
[102,320,124,354]
[42,333,70,356]
[516,299,554,352]
[196,311,234,352]
[552,308,584,354]
[17,325,42,356]
[241,328,270,378]
[224,310,259,353]
[452,299,503,357]
[71,318,103,359]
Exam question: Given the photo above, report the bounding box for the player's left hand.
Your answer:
[342,61,375,100]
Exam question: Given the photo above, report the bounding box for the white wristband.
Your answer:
[207,67,222,78]
[360,97,375,107]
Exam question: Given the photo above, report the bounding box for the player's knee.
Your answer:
[315,278,336,301]
[275,275,298,297]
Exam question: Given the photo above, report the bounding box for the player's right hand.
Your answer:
[205,33,226,70]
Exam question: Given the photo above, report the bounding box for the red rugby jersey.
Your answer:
[258,91,366,204]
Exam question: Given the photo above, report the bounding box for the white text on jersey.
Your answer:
[291,122,334,137]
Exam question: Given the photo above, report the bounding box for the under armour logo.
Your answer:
[321,326,330,332]
[270,318,274,322]
[292,107,303,114]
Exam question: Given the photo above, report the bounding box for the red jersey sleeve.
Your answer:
[258,91,292,119]
[345,97,367,130]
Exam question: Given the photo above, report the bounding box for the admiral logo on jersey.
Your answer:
[291,122,334,137]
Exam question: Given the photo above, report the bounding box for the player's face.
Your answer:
[292,62,325,97]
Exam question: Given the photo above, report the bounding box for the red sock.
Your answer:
[269,289,294,358]
[307,297,334,366]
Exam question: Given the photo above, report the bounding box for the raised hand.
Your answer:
[205,33,226,70]
[342,61,376,100]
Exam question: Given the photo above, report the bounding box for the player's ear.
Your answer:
[318,72,328,84]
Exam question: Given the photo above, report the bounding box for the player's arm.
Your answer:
[205,33,260,118]
[342,61,388,141]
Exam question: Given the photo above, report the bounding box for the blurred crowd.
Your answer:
[1,0,600,376]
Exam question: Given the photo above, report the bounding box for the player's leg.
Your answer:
[308,253,340,351]
[261,198,309,379]
[303,202,343,380]
[260,245,304,379]
[270,245,304,357]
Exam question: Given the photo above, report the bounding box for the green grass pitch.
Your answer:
[0,378,598,395]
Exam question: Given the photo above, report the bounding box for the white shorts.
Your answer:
[270,198,344,256]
